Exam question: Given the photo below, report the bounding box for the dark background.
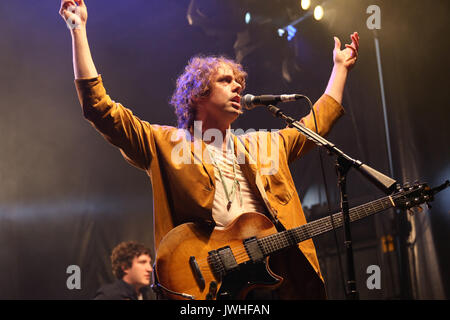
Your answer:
[0,0,448,299]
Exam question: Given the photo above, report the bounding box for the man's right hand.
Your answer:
[59,0,88,31]
[60,0,97,79]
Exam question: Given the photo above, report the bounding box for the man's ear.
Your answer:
[191,96,204,112]
[121,263,130,276]
[193,90,210,103]
[192,95,204,105]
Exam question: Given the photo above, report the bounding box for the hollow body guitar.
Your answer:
[154,181,448,300]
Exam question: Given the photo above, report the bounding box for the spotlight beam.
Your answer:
[278,10,312,37]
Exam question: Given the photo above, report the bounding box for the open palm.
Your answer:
[333,32,359,70]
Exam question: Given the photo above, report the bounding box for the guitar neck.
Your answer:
[259,195,394,256]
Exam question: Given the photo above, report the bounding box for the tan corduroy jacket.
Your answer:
[75,75,344,299]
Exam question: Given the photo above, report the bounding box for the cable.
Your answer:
[151,265,196,300]
[151,283,195,300]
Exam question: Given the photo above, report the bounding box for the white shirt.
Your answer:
[207,142,266,229]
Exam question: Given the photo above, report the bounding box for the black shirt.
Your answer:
[94,279,154,300]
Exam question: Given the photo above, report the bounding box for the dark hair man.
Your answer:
[94,241,153,300]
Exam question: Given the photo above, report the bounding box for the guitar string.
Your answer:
[197,207,389,273]
[194,197,394,267]
[191,193,407,270]
[164,191,418,293]
[196,250,250,266]
[197,252,249,271]
[195,202,378,268]
[194,200,375,267]
[188,242,248,265]
[205,197,395,272]
[194,247,250,266]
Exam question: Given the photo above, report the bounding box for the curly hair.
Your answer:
[111,241,152,279]
[170,55,247,129]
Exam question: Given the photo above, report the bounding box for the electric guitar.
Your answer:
[154,181,448,300]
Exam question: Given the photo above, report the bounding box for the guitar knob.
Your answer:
[207,281,217,300]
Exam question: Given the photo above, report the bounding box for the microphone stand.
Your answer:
[265,104,397,300]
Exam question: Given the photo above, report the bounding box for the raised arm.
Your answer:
[59,0,98,79]
[324,32,359,104]
[281,32,359,163]
[59,0,154,171]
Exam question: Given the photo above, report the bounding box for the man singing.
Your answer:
[60,0,359,299]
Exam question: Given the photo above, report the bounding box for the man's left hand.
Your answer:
[333,32,359,70]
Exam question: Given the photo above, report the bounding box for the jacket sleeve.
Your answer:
[75,75,154,171]
[279,94,344,163]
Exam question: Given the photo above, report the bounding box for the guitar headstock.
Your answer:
[393,180,449,210]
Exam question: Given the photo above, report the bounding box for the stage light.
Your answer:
[301,0,311,10]
[286,25,297,41]
[245,12,251,24]
[314,5,324,20]
[278,25,297,41]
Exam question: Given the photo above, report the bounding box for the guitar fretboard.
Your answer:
[258,196,394,256]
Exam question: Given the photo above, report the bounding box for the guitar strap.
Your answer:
[272,216,286,232]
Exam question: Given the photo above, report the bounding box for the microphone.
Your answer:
[241,94,303,110]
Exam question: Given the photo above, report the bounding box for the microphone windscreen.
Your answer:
[241,94,255,110]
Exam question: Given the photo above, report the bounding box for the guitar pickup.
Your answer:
[217,246,239,272]
[208,246,239,278]
[244,237,264,262]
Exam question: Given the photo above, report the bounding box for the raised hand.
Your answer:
[333,32,359,70]
[59,0,88,30]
